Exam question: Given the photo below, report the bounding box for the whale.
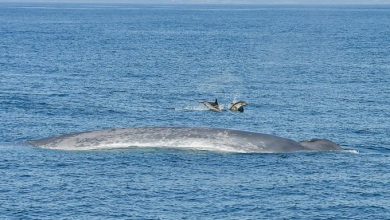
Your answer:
[29,127,343,153]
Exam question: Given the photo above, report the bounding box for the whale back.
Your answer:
[29,127,341,153]
[299,139,341,151]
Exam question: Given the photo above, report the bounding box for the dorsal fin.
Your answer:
[215,99,218,105]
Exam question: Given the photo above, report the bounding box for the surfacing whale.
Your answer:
[29,127,343,153]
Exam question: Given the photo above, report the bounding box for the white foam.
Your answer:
[175,102,226,112]
[175,104,209,112]
[342,149,359,154]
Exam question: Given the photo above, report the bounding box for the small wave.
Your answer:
[0,143,30,150]
[7,6,145,10]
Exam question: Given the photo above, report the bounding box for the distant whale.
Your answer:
[29,127,343,153]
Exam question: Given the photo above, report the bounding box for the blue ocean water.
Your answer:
[0,3,389,219]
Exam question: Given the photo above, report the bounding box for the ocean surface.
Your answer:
[0,3,389,219]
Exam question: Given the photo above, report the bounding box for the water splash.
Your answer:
[342,149,359,154]
[175,102,226,112]
[174,104,209,112]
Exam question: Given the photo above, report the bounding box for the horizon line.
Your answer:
[0,1,390,6]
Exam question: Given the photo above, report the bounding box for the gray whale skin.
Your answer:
[29,127,342,153]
